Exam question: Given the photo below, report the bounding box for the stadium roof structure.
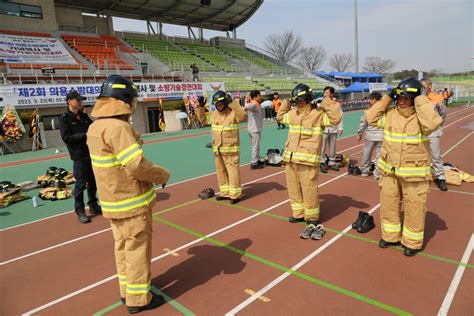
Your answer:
[54,0,263,32]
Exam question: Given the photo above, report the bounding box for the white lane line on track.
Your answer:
[437,234,474,316]
[225,203,381,315]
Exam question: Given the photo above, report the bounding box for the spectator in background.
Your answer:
[449,88,454,104]
[443,88,449,107]
[357,92,383,180]
[245,90,265,169]
[190,63,200,82]
[0,59,9,84]
[59,90,101,224]
[272,92,285,129]
[261,95,273,121]
[421,78,448,191]
[321,86,343,172]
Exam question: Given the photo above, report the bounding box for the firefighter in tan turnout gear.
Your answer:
[211,90,247,204]
[277,83,342,240]
[366,77,442,257]
[87,75,170,314]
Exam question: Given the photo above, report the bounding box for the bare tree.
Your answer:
[263,31,303,64]
[296,45,327,72]
[329,54,354,72]
[363,56,396,74]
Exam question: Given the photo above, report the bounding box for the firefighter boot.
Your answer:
[357,214,375,233]
[76,209,91,224]
[127,293,165,314]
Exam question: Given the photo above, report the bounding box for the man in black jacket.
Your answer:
[59,90,101,223]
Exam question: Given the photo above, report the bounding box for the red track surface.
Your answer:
[1,107,472,316]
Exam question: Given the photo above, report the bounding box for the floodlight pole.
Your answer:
[354,0,359,72]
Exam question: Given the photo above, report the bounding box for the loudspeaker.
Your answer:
[201,0,211,6]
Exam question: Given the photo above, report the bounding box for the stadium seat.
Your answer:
[202,76,263,91]
[61,34,134,70]
[125,37,220,72]
[218,47,281,70]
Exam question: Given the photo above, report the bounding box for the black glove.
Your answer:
[226,94,233,105]
[388,88,397,99]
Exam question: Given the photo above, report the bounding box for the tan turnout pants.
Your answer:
[285,162,320,221]
[110,210,153,307]
[379,175,430,250]
[214,153,242,199]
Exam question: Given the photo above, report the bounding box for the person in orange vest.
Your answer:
[211,90,247,204]
[87,75,170,313]
[272,92,285,129]
[443,88,449,107]
[366,78,442,256]
[277,83,341,240]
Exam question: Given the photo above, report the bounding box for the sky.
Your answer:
[112,0,473,73]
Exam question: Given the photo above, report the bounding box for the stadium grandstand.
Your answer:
[0,0,337,151]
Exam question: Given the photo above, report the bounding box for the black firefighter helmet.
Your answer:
[212,90,232,111]
[291,83,313,102]
[395,77,423,99]
[99,75,138,105]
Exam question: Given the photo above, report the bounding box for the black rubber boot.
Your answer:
[76,210,91,224]
[320,163,328,174]
[352,211,368,229]
[347,164,354,175]
[89,203,102,215]
[357,214,375,233]
[378,239,400,248]
[435,179,448,191]
[352,166,362,176]
[289,216,305,223]
[250,162,264,169]
[230,198,241,205]
[215,195,229,201]
[127,293,165,314]
[402,245,419,257]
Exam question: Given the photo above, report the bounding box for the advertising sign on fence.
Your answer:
[0,82,225,108]
[0,34,77,65]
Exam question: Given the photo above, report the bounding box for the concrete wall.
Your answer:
[54,6,83,30]
[82,15,113,35]
[0,0,57,32]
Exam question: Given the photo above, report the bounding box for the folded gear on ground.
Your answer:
[39,187,73,201]
[442,164,474,186]
[0,182,28,208]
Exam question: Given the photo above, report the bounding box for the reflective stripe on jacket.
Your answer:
[87,102,170,219]
[366,95,442,181]
[277,97,342,167]
[211,100,247,155]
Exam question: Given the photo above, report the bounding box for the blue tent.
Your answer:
[314,71,384,83]
[340,82,393,93]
